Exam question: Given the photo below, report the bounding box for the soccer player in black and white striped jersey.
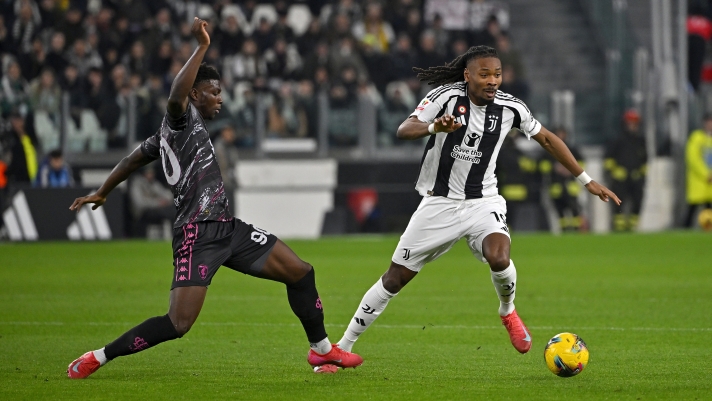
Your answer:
[328,46,621,367]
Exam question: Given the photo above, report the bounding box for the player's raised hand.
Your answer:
[191,17,210,46]
[70,193,107,212]
[434,114,463,133]
[585,181,621,205]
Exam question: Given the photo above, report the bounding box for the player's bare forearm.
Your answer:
[397,115,463,140]
[533,127,583,176]
[397,116,431,140]
[167,17,210,118]
[70,147,153,211]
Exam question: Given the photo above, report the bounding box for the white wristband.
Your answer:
[576,171,593,186]
[428,123,436,134]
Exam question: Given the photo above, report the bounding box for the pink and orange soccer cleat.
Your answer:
[307,344,363,369]
[67,351,102,379]
[501,310,532,354]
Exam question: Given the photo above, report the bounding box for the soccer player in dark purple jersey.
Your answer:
[66,18,362,379]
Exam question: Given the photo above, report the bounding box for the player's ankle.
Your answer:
[310,338,332,355]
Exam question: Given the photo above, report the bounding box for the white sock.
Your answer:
[93,347,108,365]
[337,278,396,352]
[310,338,332,355]
[491,260,517,317]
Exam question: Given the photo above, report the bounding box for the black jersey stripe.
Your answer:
[427,82,466,102]
[464,103,504,199]
[502,105,521,130]
[495,93,531,114]
[431,96,469,196]
[428,82,465,99]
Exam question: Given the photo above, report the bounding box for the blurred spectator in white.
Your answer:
[66,38,103,77]
[264,37,302,81]
[496,32,525,80]
[9,0,39,56]
[35,148,74,188]
[1,59,30,117]
[129,165,174,237]
[213,125,240,198]
[353,1,395,54]
[29,67,61,123]
[378,81,415,146]
[267,82,309,139]
[424,0,469,31]
[45,31,68,76]
[224,38,266,86]
[469,0,509,31]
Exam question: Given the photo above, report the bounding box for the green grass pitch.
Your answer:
[1,232,711,400]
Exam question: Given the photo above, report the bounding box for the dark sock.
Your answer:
[286,268,328,343]
[104,314,180,361]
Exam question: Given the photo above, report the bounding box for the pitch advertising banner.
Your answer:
[2,188,125,241]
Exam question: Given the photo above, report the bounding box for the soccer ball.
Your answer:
[698,208,712,231]
[544,333,589,377]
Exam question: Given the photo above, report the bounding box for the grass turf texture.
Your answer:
[1,232,711,400]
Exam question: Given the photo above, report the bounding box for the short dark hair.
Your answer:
[193,63,220,87]
[413,45,499,86]
[49,149,63,159]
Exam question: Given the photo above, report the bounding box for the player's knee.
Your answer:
[487,254,510,271]
[173,320,193,337]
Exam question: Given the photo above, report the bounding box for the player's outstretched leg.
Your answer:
[67,286,206,378]
[483,233,531,354]
[258,240,363,370]
[336,262,415,354]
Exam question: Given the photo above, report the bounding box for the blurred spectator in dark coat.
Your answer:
[29,67,61,123]
[45,31,68,76]
[264,37,303,81]
[66,38,103,77]
[498,65,529,103]
[302,40,331,82]
[297,19,324,56]
[3,112,38,185]
[215,12,245,57]
[253,17,276,53]
[389,34,419,81]
[496,32,526,80]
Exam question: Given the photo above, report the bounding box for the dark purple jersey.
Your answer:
[140,103,232,227]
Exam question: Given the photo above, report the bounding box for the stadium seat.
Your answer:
[287,4,312,35]
[34,111,60,152]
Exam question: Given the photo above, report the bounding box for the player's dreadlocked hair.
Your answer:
[192,63,221,87]
[413,45,499,86]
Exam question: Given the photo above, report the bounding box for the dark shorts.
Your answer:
[171,219,278,289]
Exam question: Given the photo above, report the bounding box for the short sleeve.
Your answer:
[140,131,161,160]
[516,103,541,139]
[410,87,448,123]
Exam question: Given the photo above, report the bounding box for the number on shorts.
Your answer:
[491,211,507,225]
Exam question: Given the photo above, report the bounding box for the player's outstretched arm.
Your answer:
[533,127,621,205]
[166,17,210,119]
[396,115,462,140]
[69,147,153,212]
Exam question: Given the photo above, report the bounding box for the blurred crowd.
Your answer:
[0,0,529,186]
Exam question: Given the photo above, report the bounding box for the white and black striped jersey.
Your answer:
[410,83,542,199]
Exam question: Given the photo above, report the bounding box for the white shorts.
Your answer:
[392,195,510,272]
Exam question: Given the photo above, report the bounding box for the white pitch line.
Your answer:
[1,321,710,332]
